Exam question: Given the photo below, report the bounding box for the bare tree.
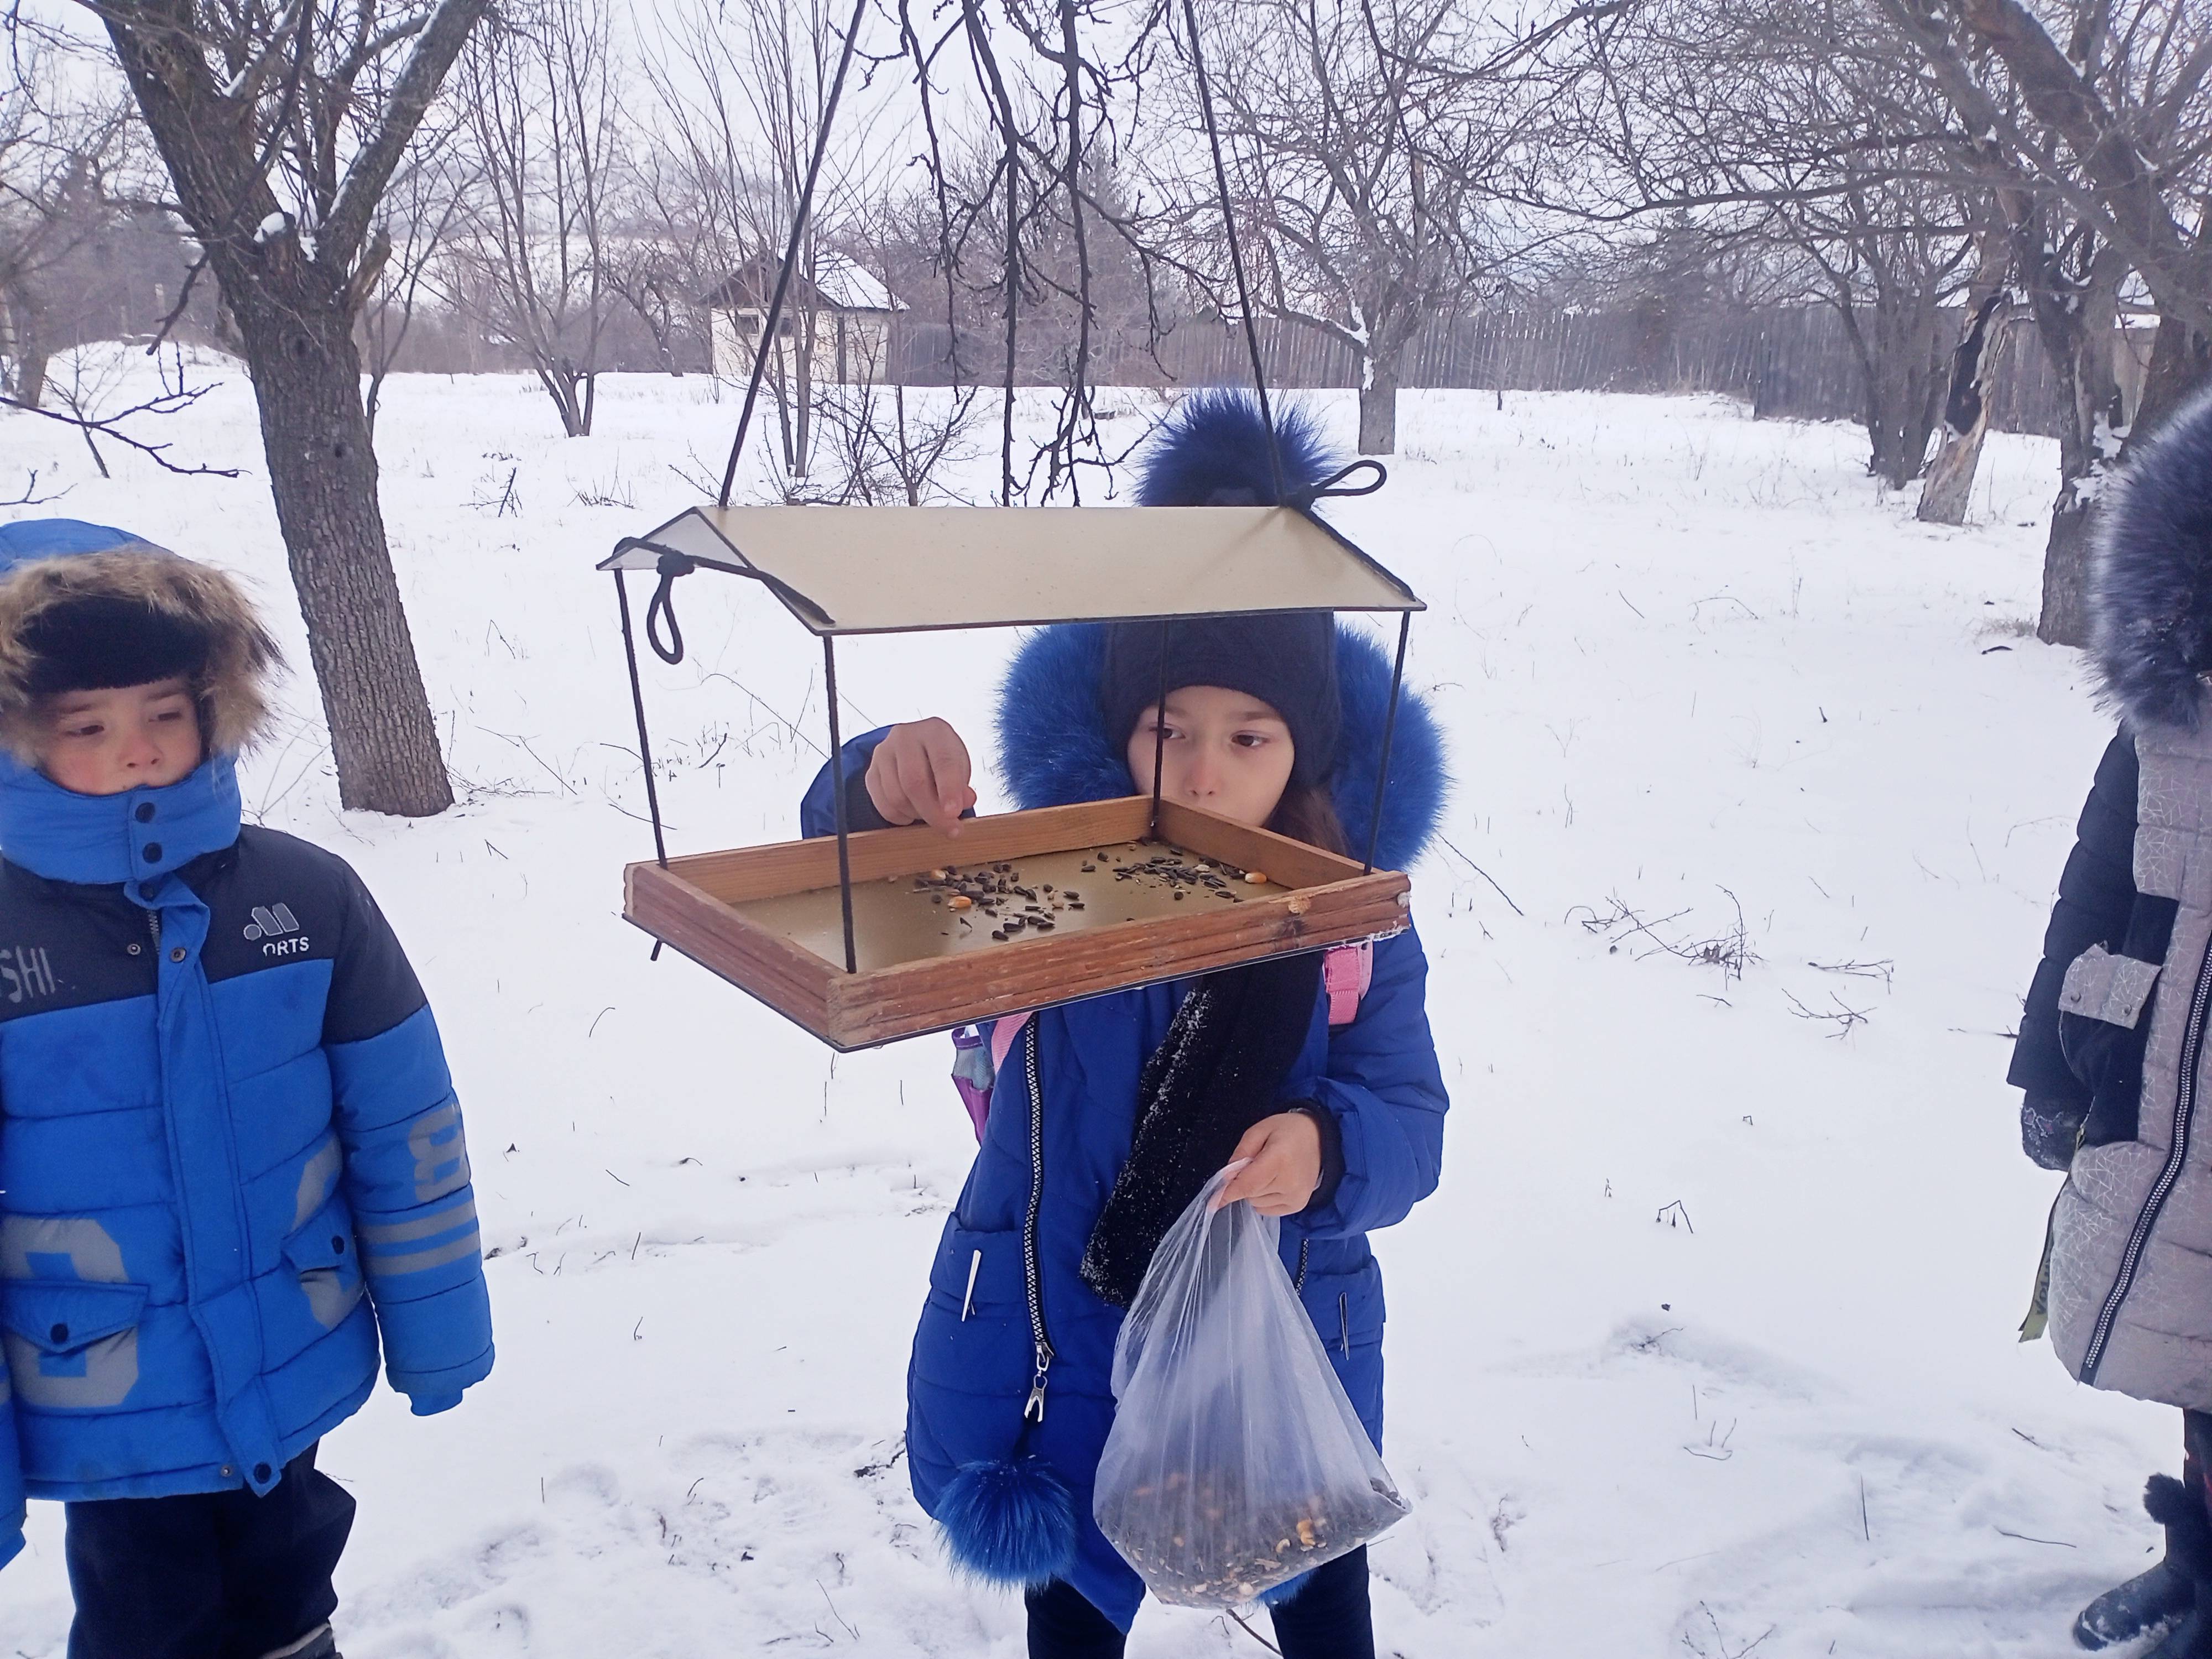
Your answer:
[1151,0,1549,456]
[641,0,887,480]
[455,0,619,437]
[1871,0,2212,643]
[602,149,704,378]
[60,0,488,815]
[362,140,472,435]
[1566,0,1994,487]
[1914,220,2012,524]
[0,49,133,410]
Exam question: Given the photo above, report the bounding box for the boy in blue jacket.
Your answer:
[0,520,494,1659]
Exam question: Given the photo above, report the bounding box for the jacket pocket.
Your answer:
[284,1203,367,1332]
[2062,945,2161,1030]
[0,1280,149,1409]
[914,1223,1031,1394]
[2059,945,2161,1100]
[1297,1260,1385,1360]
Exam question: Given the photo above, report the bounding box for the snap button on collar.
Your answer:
[134,802,154,824]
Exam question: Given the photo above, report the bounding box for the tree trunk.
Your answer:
[536,364,587,437]
[1357,349,1400,455]
[232,290,453,814]
[13,347,48,413]
[2030,277,2120,649]
[2132,316,2212,436]
[1851,293,1947,490]
[794,315,814,478]
[101,4,469,817]
[0,294,48,410]
[1918,296,2009,525]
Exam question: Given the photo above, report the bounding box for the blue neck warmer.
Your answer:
[0,754,243,896]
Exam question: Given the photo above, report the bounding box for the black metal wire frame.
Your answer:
[610,533,837,633]
[614,571,670,871]
[1180,0,1286,504]
[1363,612,1412,875]
[1148,619,1170,836]
[716,0,872,509]
[822,635,860,974]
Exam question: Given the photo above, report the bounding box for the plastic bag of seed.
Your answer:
[1092,1165,1410,1609]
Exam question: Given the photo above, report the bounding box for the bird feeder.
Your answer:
[601,499,1424,1051]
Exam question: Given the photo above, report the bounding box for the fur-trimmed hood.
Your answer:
[994,620,1448,871]
[0,519,280,759]
[994,392,1447,869]
[2091,388,2212,731]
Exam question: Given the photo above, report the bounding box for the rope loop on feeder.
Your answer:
[1288,458,1388,511]
[646,550,696,666]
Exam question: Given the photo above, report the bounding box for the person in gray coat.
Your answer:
[2016,386,2212,1657]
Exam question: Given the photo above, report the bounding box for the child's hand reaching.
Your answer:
[1218,1112,1323,1216]
[866,718,978,833]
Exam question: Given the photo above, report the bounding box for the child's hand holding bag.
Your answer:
[1092,1163,1410,1609]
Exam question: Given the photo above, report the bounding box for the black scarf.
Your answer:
[1079,951,1326,1309]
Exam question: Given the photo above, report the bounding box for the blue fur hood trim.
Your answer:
[994,622,1448,870]
[1136,390,1338,506]
[2093,387,2212,730]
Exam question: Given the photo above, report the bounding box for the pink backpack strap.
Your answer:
[991,1013,1031,1079]
[1324,942,1373,1027]
[990,1010,1032,1075]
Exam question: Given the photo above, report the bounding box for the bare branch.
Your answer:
[2,384,240,477]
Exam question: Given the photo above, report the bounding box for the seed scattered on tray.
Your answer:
[905,845,1271,945]
[1245,871,1270,885]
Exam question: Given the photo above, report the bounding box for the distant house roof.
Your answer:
[700,251,904,315]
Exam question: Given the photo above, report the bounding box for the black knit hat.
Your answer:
[1099,392,1345,786]
[1100,615,1342,787]
[23,596,209,697]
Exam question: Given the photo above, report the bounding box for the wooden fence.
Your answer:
[885,305,2101,439]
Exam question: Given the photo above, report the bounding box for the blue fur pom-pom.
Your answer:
[936,1455,1080,1587]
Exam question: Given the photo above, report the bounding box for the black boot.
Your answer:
[2077,1477,2205,1650]
[2136,1477,2212,1658]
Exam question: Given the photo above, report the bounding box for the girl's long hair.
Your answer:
[1267,782,1349,855]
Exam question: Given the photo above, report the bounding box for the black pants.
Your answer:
[1026,1548,1374,1658]
[64,1445,354,1659]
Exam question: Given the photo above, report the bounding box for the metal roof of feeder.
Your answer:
[597,500,1423,637]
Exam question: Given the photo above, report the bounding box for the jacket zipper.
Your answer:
[2083,928,2212,1381]
[1293,1238,1310,1293]
[1020,1020,1055,1422]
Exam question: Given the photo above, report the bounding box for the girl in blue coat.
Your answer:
[801,394,1449,1656]
[0,520,493,1659]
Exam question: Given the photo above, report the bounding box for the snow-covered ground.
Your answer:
[0,361,2159,1656]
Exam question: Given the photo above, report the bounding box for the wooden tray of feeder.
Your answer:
[625,796,1411,1050]
[599,494,1423,1050]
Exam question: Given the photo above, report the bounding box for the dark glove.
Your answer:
[2022,1095,2086,1171]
